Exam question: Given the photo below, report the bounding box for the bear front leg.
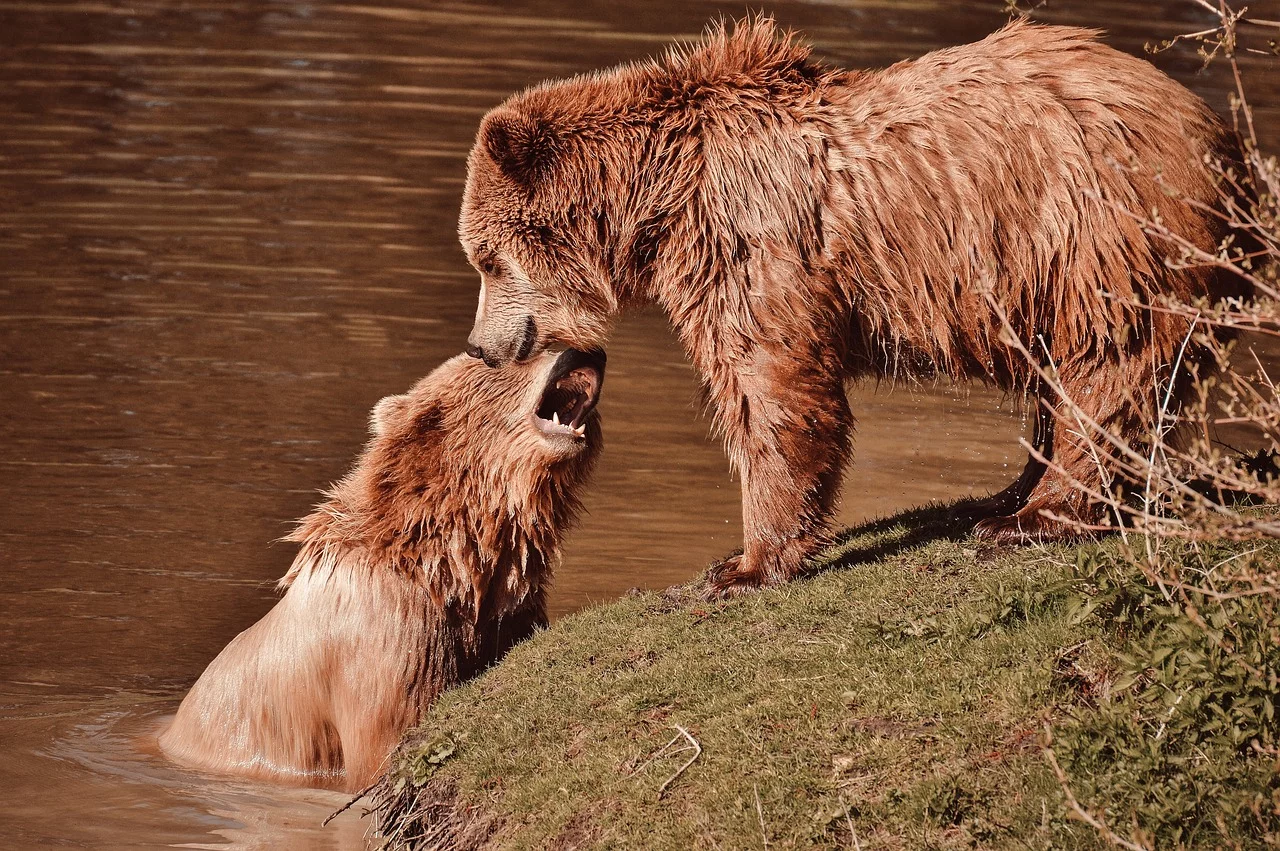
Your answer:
[700,345,852,598]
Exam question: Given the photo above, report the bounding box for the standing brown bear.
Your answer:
[160,349,604,790]
[459,19,1243,596]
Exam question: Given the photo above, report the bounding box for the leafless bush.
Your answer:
[993,1,1280,568]
[1003,4,1280,846]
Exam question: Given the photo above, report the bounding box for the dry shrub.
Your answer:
[991,1,1279,552]
[1001,3,1280,847]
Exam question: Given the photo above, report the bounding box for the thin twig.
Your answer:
[841,797,863,851]
[631,725,703,799]
[630,731,683,778]
[754,784,770,850]
[657,725,702,798]
[322,780,379,828]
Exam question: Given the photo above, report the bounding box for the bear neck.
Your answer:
[283,456,581,622]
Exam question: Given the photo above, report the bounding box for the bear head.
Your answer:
[456,18,818,368]
[367,346,605,484]
[458,85,634,367]
[306,347,606,562]
[283,347,604,614]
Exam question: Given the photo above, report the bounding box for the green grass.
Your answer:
[1050,540,1280,848]
[371,504,1279,850]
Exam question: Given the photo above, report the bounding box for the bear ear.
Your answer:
[369,394,411,437]
[481,108,559,189]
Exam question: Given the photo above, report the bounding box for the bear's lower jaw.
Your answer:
[532,410,589,438]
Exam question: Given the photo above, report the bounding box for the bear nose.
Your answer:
[465,344,485,361]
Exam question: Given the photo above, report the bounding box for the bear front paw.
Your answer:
[701,553,774,600]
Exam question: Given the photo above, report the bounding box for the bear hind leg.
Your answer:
[974,372,1136,543]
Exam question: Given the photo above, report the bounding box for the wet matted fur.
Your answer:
[159,352,602,790]
[458,18,1248,595]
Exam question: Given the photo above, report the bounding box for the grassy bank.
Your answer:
[370,503,1279,849]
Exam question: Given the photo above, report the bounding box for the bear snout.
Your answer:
[466,342,504,368]
[468,315,538,367]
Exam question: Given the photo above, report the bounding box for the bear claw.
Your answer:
[701,554,777,600]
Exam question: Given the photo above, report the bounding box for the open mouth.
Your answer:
[533,348,605,440]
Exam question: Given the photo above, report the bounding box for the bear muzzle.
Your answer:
[468,315,538,368]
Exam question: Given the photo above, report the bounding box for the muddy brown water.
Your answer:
[1,0,1276,847]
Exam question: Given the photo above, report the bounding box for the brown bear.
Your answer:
[458,18,1246,596]
[159,348,604,791]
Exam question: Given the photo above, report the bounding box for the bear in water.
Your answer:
[160,348,604,790]
[457,19,1248,596]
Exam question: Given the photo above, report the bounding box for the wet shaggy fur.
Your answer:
[159,353,601,791]
[459,19,1246,595]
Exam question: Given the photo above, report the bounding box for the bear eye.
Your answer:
[479,259,500,276]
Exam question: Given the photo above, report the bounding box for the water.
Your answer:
[1,0,1276,846]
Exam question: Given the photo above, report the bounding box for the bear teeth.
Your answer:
[535,412,586,438]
